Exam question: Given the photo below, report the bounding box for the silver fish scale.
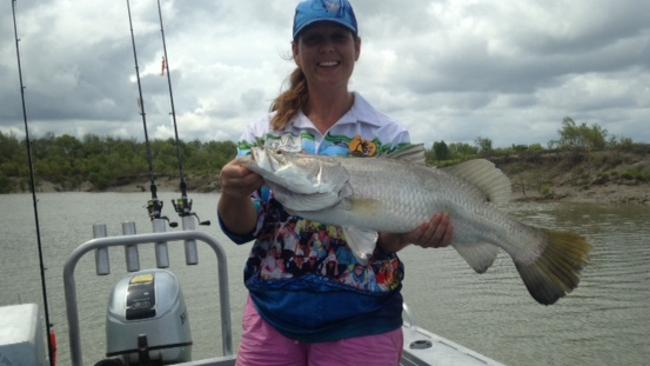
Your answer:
[249,151,546,263]
[248,149,591,304]
[309,158,443,229]
[304,157,544,260]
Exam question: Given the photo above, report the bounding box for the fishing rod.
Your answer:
[155,0,209,229]
[126,0,176,227]
[11,1,55,365]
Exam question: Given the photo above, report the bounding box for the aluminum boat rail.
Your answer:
[63,230,234,366]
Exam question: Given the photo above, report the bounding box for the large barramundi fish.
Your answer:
[238,145,591,305]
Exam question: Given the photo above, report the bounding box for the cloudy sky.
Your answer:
[1,0,649,147]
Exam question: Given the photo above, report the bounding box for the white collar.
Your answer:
[290,92,383,131]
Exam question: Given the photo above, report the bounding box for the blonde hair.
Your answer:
[270,67,308,131]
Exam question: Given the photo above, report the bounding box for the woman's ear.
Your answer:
[354,37,361,61]
[292,41,300,66]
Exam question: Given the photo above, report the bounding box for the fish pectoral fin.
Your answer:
[453,242,500,274]
[268,182,341,211]
[349,197,383,214]
[342,226,378,265]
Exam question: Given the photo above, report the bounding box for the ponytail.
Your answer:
[270,67,308,131]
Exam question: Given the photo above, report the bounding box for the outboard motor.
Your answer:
[104,269,192,365]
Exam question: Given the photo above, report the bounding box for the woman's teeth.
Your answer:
[319,61,339,67]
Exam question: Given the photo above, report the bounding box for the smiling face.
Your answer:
[292,22,361,92]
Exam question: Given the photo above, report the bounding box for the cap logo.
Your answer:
[323,0,340,14]
[293,0,357,39]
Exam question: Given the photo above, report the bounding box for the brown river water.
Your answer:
[1,192,648,365]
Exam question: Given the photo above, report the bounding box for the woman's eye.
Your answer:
[303,35,323,45]
[302,33,349,46]
[331,34,348,43]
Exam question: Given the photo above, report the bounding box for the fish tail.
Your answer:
[514,229,591,305]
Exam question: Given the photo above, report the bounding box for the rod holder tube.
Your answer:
[181,216,198,265]
[93,224,110,275]
[121,222,140,272]
[152,218,169,268]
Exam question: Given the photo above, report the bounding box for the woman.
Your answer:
[218,1,453,365]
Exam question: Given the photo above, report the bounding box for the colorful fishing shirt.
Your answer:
[220,92,411,342]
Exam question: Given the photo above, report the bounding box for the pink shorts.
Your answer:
[236,297,403,366]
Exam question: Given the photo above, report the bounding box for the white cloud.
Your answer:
[2,0,649,148]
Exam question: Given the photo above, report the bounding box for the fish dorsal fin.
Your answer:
[383,144,427,165]
[442,159,511,205]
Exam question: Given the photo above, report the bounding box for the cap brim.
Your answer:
[293,18,357,39]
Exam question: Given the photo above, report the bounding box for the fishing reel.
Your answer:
[146,198,178,228]
[172,196,209,266]
[171,197,210,226]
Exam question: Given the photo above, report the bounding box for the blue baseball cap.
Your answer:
[292,0,358,40]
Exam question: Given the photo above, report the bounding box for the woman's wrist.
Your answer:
[377,232,410,253]
[218,195,258,236]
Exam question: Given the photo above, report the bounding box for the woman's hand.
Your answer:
[378,212,454,253]
[218,159,264,235]
[219,159,264,199]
